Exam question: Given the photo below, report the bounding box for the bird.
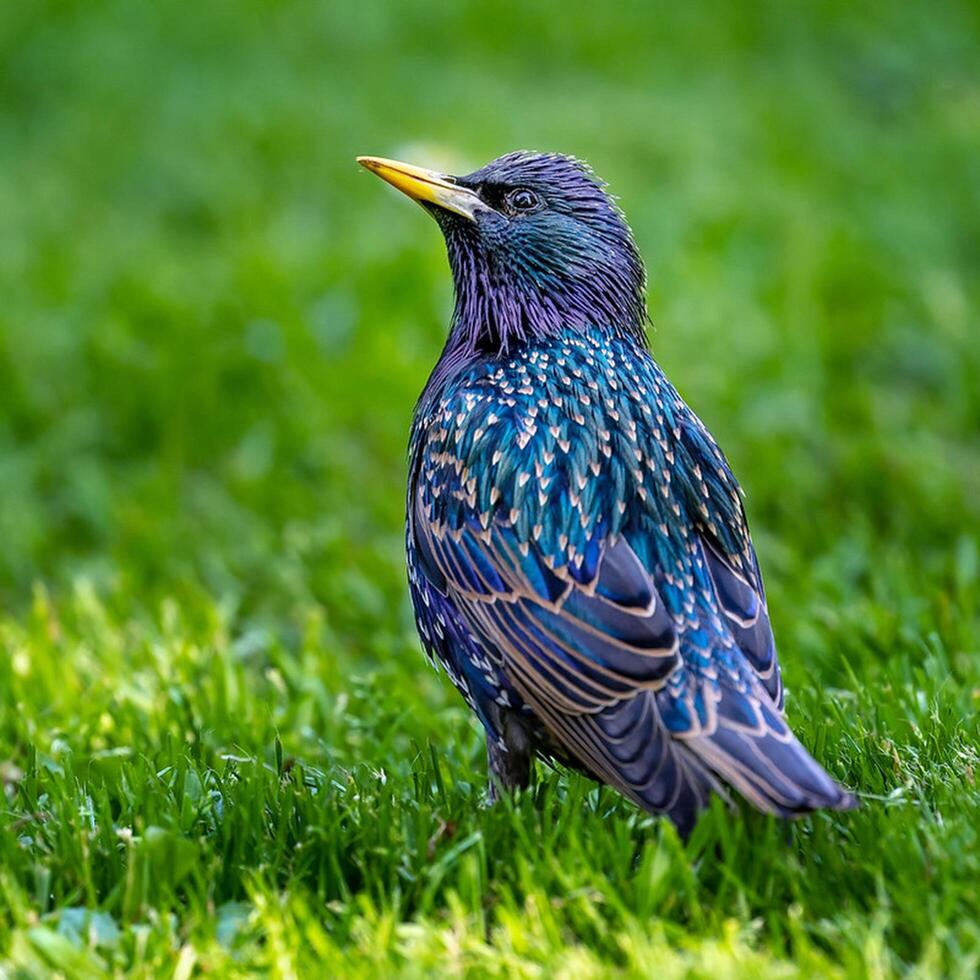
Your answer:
[358,150,857,835]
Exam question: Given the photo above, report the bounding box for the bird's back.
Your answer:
[407,326,855,833]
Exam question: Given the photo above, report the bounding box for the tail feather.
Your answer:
[522,673,855,835]
[676,683,857,817]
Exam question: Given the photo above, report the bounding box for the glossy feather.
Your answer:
[392,151,856,832]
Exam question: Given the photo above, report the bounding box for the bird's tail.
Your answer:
[669,682,857,818]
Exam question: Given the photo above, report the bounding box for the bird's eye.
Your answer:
[506,188,541,213]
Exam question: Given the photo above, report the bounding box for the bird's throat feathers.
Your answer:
[442,221,647,356]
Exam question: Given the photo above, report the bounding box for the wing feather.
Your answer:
[701,538,783,708]
[415,502,716,822]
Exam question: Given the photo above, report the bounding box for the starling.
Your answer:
[358,151,856,834]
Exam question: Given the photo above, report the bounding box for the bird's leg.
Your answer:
[486,712,532,803]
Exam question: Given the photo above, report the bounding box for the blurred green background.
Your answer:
[1,1,978,975]
[3,0,977,620]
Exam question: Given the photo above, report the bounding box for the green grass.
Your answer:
[1,1,978,976]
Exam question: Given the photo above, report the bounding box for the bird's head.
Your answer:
[358,151,647,354]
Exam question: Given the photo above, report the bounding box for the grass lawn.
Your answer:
[1,1,978,976]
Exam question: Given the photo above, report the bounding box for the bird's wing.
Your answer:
[700,534,783,709]
[412,497,717,832]
[654,415,854,815]
[411,431,854,827]
[671,412,784,708]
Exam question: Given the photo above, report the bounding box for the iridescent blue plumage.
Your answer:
[361,150,855,833]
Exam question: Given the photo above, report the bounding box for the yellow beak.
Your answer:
[357,156,483,222]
